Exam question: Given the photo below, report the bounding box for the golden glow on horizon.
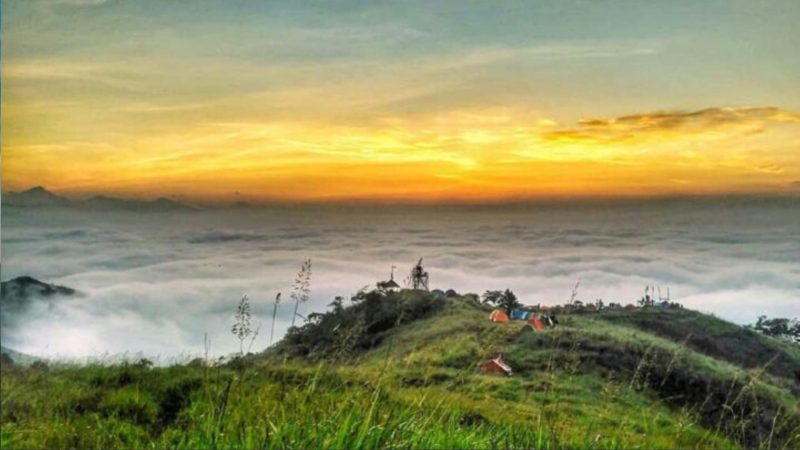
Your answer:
[3,106,799,202]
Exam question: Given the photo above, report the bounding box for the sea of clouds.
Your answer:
[1,199,799,360]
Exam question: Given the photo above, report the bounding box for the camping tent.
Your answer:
[489,310,510,323]
[510,309,529,320]
[528,315,547,331]
[480,355,512,376]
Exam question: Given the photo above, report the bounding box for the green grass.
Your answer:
[2,292,798,449]
[594,308,800,380]
[1,362,736,449]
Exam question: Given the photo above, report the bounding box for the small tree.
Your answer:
[482,289,520,314]
[231,295,252,355]
[482,290,503,305]
[638,285,655,307]
[750,315,800,343]
[307,312,324,324]
[291,259,312,328]
[595,298,604,310]
[329,296,345,315]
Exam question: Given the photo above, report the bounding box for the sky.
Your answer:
[2,0,800,202]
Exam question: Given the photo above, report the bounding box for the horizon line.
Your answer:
[3,185,799,209]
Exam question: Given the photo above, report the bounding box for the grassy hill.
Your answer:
[0,346,44,366]
[1,289,798,449]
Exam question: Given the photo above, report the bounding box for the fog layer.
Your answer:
[2,199,798,359]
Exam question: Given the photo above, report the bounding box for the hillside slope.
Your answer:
[595,308,800,383]
[273,290,800,449]
[1,289,798,449]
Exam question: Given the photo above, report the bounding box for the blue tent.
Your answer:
[510,309,529,320]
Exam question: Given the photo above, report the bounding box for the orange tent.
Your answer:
[489,310,510,323]
[480,355,513,376]
[528,315,546,331]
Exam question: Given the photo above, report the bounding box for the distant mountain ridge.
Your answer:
[3,186,192,211]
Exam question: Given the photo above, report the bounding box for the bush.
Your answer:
[90,366,140,388]
[156,374,203,427]
[0,352,14,370]
[276,289,444,360]
[30,360,48,372]
[99,388,159,426]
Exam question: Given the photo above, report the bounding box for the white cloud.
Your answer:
[2,200,799,360]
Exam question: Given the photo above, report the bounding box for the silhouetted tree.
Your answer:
[482,289,520,314]
[307,312,324,324]
[750,315,800,343]
[329,296,345,315]
[638,285,655,307]
[595,299,604,310]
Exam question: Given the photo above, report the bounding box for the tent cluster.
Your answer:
[482,309,558,377]
[489,308,557,331]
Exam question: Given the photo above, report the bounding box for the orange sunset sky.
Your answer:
[2,1,800,203]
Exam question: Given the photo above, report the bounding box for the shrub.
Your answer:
[276,289,444,360]
[0,352,14,368]
[156,374,202,427]
[30,360,48,372]
[99,388,159,426]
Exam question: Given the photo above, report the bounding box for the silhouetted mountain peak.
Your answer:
[4,186,68,206]
[23,186,52,195]
[1,276,76,300]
